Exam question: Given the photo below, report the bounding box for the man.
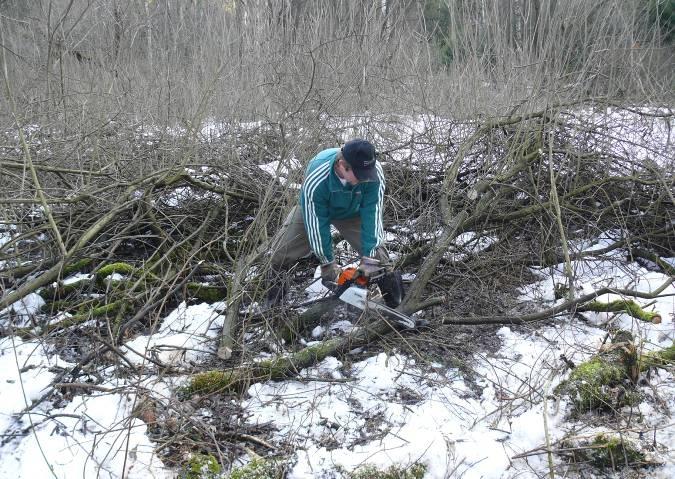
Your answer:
[266,138,391,306]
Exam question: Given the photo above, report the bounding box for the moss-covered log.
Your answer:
[564,433,648,469]
[640,342,675,370]
[40,298,103,315]
[580,299,662,323]
[95,262,160,285]
[189,337,345,395]
[555,330,641,412]
[15,300,125,338]
[30,260,226,340]
[185,283,228,303]
[277,298,342,342]
[41,260,151,303]
[62,258,94,276]
[190,296,436,396]
[39,277,93,301]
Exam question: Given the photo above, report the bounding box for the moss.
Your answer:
[95,262,160,285]
[554,329,644,412]
[257,338,341,373]
[96,262,136,279]
[349,463,427,479]
[641,342,675,370]
[62,257,93,276]
[189,370,239,395]
[565,356,625,410]
[583,300,661,323]
[656,343,675,362]
[16,299,123,339]
[186,283,228,303]
[183,453,221,479]
[228,458,284,479]
[187,339,343,396]
[570,434,646,469]
[42,300,124,334]
[41,299,76,313]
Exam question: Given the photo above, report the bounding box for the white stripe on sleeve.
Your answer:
[302,162,332,263]
[373,162,385,255]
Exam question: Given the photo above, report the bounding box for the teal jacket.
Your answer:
[299,148,385,264]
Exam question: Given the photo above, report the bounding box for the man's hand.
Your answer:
[321,261,342,287]
[357,256,382,279]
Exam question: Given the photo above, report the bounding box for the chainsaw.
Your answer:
[330,266,418,330]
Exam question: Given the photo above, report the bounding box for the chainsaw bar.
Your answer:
[339,286,416,329]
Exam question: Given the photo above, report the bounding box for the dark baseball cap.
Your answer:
[341,139,378,182]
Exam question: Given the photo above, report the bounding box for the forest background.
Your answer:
[1,0,673,136]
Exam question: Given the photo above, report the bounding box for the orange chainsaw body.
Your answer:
[337,267,369,287]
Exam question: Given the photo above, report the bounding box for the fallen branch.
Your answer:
[579,300,661,323]
[188,302,424,395]
[439,283,673,326]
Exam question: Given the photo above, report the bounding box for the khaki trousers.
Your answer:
[269,206,387,267]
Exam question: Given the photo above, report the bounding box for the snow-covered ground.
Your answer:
[1,252,673,478]
[0,336,171,477]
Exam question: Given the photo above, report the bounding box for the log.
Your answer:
[277,298,342,342]
[579,300,661,323]
[189,336,346,395]
[14,299,125,339]
[438,284,673,326]
[187,303,417,396]
[185,283,228,303]
[640,343,675,370]
[563,433,649,469]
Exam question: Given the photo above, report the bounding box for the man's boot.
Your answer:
[377,270,405,308]
[372,247,404,308]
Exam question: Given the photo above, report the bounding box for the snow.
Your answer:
[121,301,226,367]
[446,231,498,261]
[564,107,673,167]
[0,392,170,479]
[0,293,45,328]
[2,256,672,479]
[242,325,593,478]
[1,225,17,248]
[520,248,675,351]
[61,273,94,285]
[258,157,302,186]
[156,185,220,207]
[0,335,175,478]
[0,337,64,434]
[303,278,330,301]
[244,317,674,478]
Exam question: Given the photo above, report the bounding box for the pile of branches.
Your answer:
[1,102,673,392]
[0,125,286,358]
